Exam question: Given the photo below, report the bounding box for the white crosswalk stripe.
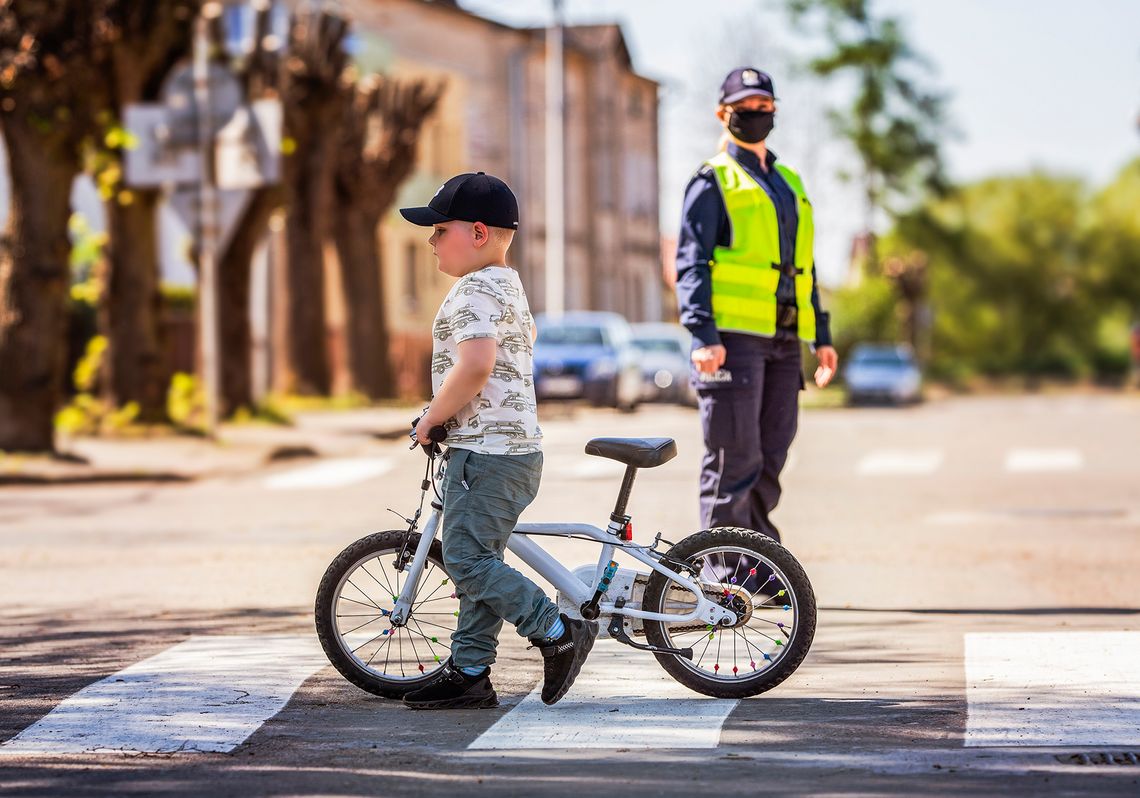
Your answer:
[263,457,393,490]
[1003,448,1084,473]
[468,641,738,749]
[856,449,943,476]
[965,631,1140,747]
[0,636,327,755]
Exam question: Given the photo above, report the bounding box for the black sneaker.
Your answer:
[531,614,599,706]
[403,660,498,710]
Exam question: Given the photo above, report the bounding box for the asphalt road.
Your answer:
[1,394,1138,796]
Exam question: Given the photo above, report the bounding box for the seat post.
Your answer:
[610,465,639,522]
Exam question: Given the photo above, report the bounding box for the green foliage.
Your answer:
[55,336,140,436]
[167,372,206,434]
[837,160,1140,384]
[161,284,197,313]
[786,0,949,220]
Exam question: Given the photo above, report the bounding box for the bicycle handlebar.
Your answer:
[409,416,448,455]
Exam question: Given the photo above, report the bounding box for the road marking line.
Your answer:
[468,641,738,749]
[0,635,327,755]
[264,457,392,490]
[856,449,943,476]
[1004,448,1084,473]
[964,631,1140,747]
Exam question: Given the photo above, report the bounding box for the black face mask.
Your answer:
[728,109,775,143]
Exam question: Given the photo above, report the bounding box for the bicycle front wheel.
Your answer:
[642,527,816,699]
[314,530,459,698]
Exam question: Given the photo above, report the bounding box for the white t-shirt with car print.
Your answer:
[431,266,542,455]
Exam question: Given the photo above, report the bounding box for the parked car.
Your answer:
[844,343,923,405]
[630,323,698,406]
[533,312,642,412]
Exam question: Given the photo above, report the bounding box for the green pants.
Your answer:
[440,448,559,669]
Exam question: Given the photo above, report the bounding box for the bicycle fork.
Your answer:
[389,508,442,626]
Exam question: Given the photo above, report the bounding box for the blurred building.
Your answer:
[310,0,664,396]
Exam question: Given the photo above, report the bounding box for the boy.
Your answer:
[399,172,598,710]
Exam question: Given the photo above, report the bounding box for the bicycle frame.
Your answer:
[389,507,738,628]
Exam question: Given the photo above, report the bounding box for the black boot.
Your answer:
[530,614,599,706]
[403,660,498,710]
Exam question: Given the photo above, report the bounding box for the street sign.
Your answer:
[167,187,252,256]
[123,62,281,190]
[216,99,282,190]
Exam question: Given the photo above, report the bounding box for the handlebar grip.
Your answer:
[427,425,448,443]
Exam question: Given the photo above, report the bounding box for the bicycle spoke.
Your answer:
[337,595,386,612]
[364,629,396,667]
[342,614,387,636]
[411,617,457,633]
[345,578,384,610]
[360,562,391,597]
[404,621,426,673]
[694,629,716,668]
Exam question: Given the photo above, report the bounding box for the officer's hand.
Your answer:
[814,346,838,388]
[692,345,727,374]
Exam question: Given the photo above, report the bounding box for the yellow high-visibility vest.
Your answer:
[705,151,816,343]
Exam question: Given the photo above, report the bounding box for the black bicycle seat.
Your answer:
[584,437,677,469]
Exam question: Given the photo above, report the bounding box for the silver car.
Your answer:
[844,344,923,405]
[630,323,698,406]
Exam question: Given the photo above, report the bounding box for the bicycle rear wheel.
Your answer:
[314,530,459,698]
[641,527,816,699]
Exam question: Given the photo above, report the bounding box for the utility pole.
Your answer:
[544,0,565,319]
[195,2,222,437]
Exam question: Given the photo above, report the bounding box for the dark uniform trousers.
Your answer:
[695,332,803,543]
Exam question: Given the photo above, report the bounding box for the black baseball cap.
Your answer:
[399,171,519,230]
[718,67,776,105]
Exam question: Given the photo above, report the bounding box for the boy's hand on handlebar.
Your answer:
[415,409,444,445]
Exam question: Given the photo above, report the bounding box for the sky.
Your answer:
[461,0,1140,285]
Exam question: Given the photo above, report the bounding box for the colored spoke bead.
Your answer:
[713,664,720,672]
[732,666,738,675]
[442,578,450,585]
[434,655,442,663]
[418,664,425,673]
[748,568,757,576]
[430,637,438,643]
[750,660,757,669]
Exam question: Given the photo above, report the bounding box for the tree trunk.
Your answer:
[332,206,393,399]
[282,137,333,396]
[102,190,167,421]
[217,185,282,415]
[0,120,81,452]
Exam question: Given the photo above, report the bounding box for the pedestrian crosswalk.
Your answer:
[0,636,327,755]
[965,632,1140,747]
[263,457,394,490]
[855,447,1088,476]
[2,631,1137,757]
[469,643,738,749]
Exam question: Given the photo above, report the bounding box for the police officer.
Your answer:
[675,67,838,543]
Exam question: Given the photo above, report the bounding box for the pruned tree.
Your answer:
[211,2,284,416]
[0,0,111,452]
[332,75,444,399]
[276,8,351,396]
[95,0,199,422]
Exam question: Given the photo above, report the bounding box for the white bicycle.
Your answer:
[315,423,817,699]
